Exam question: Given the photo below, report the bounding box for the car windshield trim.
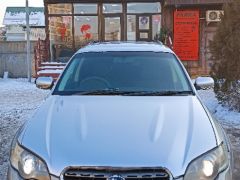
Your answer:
[53,89,194,96]
[53,51,195,95]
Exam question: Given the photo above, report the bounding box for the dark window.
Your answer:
[55,52,191,94]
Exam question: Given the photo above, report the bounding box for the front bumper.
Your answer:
[7,165,232,180]
[174,165,232,180]
[7,165,58,180]
[217,165,232,180]
[7,165,23,180]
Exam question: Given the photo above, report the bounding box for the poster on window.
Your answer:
[139,16,150,30]
[173,10,199,61]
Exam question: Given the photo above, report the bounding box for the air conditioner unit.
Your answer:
[206,10,224,22]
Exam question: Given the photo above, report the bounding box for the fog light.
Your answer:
[22,155,35,175]
[202,160,214,177]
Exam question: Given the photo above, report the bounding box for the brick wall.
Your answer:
[162,5,222,77]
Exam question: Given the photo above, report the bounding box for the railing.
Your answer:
[34,38,68,81]
[34,38,50,77]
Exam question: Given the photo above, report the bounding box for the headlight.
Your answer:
[184,143,229,180]
[10,140,50,180]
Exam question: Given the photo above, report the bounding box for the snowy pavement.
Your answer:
[0,79,239,179]
[0,79,49,179]
[198,90,240,179]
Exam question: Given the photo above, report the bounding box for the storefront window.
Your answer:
[104,17,121,41]
[127,15,136,40]
[74,16,98,48]
[152,15,161,39]
[139,16,150,30]
[127,3,161,14]
[74,4,98,14]
[48,4,72,14]
[103,4,122,14]
[47,2,162,58]
[49,16,73,59]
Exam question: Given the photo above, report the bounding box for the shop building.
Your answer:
[3,7,45,41]
[41,0,231,77]
[44,0,162,60]
[163,0,231,76]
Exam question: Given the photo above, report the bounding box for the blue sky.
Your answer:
[0,0,44,26]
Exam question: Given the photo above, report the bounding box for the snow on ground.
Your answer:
[0,78,49,179]
[198,90,240,179]
[0,79,239,179]
[198,90,240,126]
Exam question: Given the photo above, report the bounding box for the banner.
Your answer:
[173,10,199,61]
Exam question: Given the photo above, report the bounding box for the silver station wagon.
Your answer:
[8,42,232,180]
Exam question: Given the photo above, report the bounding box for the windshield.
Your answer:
[54,52,192,95]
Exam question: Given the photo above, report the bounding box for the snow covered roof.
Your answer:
[3,7,45,26]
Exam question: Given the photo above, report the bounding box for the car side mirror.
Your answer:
[195,77,214,90]
[36,77,54,89]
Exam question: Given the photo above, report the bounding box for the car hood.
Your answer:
[20,95,217,177]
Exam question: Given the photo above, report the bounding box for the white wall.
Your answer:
[5,25,45,41]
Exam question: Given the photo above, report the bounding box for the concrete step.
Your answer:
[36,62,67,81]
[37,69,63,75]
[41,62,67,66]
[39,66,65,70]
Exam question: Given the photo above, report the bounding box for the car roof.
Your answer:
[76,41,174,54]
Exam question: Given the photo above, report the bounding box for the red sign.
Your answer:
[173,10,199,61]
[58,24,67,41]
[81,24,92,40]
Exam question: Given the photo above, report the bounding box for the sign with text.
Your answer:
[173,10,199,61]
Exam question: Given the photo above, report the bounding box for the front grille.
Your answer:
[63,167,170,180]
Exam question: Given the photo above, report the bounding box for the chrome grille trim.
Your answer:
[61,167,172,180]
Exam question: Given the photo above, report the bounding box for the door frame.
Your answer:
[102,13,124,41]
[136,14,152,41]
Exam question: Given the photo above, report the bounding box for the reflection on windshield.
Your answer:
[54,52,192,95]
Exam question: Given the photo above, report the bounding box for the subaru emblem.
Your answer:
[108,175,125,180]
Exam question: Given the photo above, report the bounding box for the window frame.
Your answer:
[46,1,163,49]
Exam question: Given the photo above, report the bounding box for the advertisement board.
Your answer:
[173,10,199,61]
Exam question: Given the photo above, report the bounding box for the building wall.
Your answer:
[162,4,223,77]
[42,0,226,77]
[5,26,25,41]
[5,25,46,41]
[0,41,36,78]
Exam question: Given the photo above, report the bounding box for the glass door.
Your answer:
[136,15,152,41]
[103,15,122,41]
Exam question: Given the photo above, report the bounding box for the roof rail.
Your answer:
[87,40,164,45]
[154,40,163,45]
[87,40,102,45]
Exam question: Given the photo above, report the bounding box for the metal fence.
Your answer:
[0,41,36,78]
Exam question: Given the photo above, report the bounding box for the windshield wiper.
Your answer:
[69,88,132,95]
[59,90,194,96]
[125,90,194,96]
